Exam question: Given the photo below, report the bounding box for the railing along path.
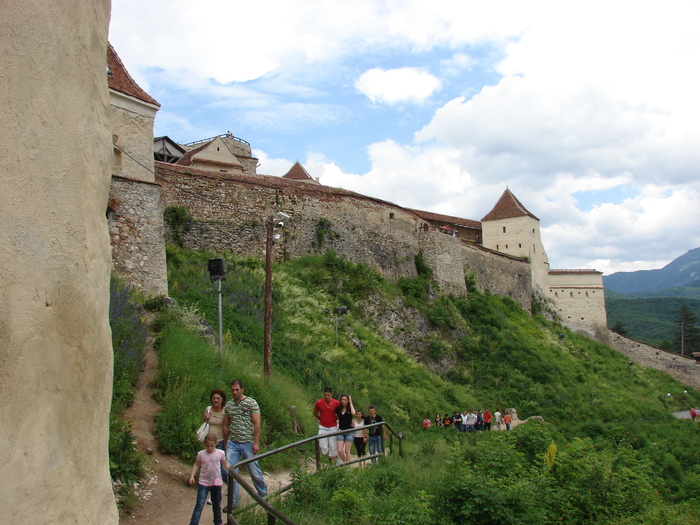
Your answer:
[225,421,403,525]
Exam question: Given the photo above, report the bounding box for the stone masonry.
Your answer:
[109,176,168,295]
[608,330,700,390]
[156,162,535,308]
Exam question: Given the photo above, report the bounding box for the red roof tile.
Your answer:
[407,208,481,229]
[283,161,315,181]
[176,141,210,166]
[107,43,160,107]
[481,188,538,222]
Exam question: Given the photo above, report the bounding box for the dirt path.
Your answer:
[118,332,290,524]
[119,339,195,524]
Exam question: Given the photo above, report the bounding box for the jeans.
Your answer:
[189,484,222,525]
[368,435,382,463]
[226,441,267,507]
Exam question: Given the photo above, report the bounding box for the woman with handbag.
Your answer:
[201,389,228,484]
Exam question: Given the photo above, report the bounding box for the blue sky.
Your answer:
[109,0,700,275]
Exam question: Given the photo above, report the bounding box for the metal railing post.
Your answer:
[224,421,403,524]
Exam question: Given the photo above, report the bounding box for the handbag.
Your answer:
[196,406,212,442]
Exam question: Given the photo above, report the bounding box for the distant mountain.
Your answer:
[603,247,700,295]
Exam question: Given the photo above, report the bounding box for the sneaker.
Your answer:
[206,497,212,505]
[336,457,344,466]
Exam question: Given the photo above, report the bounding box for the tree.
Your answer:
[672,303,700,355]
[611,321,629,337]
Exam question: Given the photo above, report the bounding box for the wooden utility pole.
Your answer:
[263,216,273,378]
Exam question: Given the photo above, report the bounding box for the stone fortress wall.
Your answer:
[608,331,700,391]
[156,163,534,310]
[549,270,607,342]
[109,176,169,296]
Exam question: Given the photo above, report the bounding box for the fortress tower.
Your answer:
[481,189,607,341]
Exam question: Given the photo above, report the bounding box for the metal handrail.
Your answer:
[225,421,403,525]
[183,132,251,148]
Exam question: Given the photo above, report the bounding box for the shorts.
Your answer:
[337,432,354,442]
[317,424,338,457]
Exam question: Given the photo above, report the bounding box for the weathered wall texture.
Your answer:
[608,331,700,390]
[548,271,608,343]
[158,164,535,301]
[461,244,533,310]
[0,1,117,523]
[221,134,258,175]
[418,230,468,296]
[158,164,422,281]
[156,164,614,340]
[109,176,169,296]
[110,93,158,183]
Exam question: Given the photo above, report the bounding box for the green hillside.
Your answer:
[606,295,700,347]
[141,247,700,523]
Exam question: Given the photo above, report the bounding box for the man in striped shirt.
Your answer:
[223,379,267,509]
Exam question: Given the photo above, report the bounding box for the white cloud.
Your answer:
[439,53,477,77]
[355,68,442,105]
[253,150,294,177]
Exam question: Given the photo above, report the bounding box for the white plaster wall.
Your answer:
[0,1,117,523]
[192,136,244,172]
[548,273,608,342]
[482,216,549,277]
[110,91,158,183]
[482,215,552,300]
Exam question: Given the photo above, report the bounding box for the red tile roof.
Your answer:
[407,208,481,229]
[175,141,210,166]
[481,188,538,221]
[107,43,160,107]
[283,161,315,181]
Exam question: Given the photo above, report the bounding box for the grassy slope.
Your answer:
[156,247,700,523]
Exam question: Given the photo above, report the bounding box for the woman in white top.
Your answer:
[203,389,228,483]
[352,409,366,458]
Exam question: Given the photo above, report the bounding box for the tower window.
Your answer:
[503,226,507,233]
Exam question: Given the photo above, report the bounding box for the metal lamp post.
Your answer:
[207,258,227,353]
[325,306,348,346]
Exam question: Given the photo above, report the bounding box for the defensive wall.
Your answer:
[608,331,700,391]
[109,175,169,296]
[549,270,607,342]
[156,162,533,307]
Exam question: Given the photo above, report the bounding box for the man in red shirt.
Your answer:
[313,386,341,464]
[483,409,492,431]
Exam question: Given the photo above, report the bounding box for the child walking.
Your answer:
[188,434,230,525]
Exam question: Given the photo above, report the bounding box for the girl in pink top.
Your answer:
[188,434,230,525]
